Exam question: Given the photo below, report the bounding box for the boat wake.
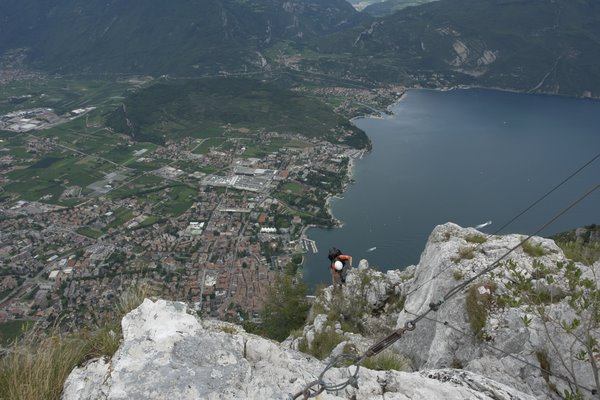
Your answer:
[474,220,492,229]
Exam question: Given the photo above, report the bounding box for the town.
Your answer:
[0,113,369,335]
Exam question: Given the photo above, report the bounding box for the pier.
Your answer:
[302,238,318,254]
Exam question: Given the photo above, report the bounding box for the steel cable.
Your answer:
[404,310,598,395]
[403,151,600,300]
[290,183,599,399]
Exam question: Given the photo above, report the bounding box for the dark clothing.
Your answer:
[330,254,352,287]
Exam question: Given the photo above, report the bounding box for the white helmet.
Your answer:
[334,260,344,271]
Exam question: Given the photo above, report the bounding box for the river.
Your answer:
[303,88,600,290]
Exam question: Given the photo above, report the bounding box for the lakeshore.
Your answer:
[302,88,600,290]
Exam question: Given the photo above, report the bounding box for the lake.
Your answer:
[303,88,600,290]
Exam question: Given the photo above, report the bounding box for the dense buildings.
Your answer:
[0,124,364,334]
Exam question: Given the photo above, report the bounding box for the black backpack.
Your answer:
[328,247,343,262]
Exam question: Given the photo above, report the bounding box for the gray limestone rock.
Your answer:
[62,223,599,400]
[391,223,600,399]
[62,298,536,400]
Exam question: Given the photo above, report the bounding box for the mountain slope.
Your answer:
[2,0,600,97]
[311,0,600,96]
[362,0,437,17]
[292,223,600,398]
[0,0,363,75]
[106,77,369,147]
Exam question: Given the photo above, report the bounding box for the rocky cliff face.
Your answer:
[294,223,600,399]
[394,223,599,399]
[62,298,534,400]
[62,223,599,399]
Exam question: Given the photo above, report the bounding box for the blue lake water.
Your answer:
[303,88,600,290]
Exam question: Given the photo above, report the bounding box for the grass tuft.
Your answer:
[362,350,411,371]
[465,234,487,244]
[555,241,600,266]
[521,240,549,257]
[452,246,475,263]
[0,285,148,400]
[465,282,496,341]
[218,324,238,335]
[452,270,464,281]
[536,350,551,383]
[0,335,87,400]
[298,328,345,360]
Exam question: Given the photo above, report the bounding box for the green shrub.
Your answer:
[0,285,147,400]
[529,289,566,305]
[260,274,310,342]
[452,246,475,262]
[465,282,496,340]
[322,270,373,335]
[536,350,551,383]
[555,241,600,266]
[531,259,553,280]
[465,234,487,244]
[218,324,238,335]
[386,292,406,313]
[311,329,345,360]
[452,270,464,281]
[241,321,260,334]
[300,329,345,360]
[362,350,411,371]
[521,240,549,257]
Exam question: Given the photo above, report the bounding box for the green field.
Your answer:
[157,185,198,217]
[241,137,314,158]
[0,78,162,204]
[0,133,31,160]
[136,215,161,229]
[4,153,115,203]
[192,138,226,154]
[77,226,104,239]
[107,177,196,218]
[104,208,135,230]
[197,166,223,175]
[0,78,133,116]
[280,182,305,195]
[108,176,168,200]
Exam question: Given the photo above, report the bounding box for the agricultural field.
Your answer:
[0,78,135,116]
[280,182,306,195]
[240,137,313,158]
[0,78,155,205]
[1,76,338,225]
[104,207,135,230]
[191,137,226,154]
[77,226,104,239]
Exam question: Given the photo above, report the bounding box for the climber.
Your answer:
[328,247,352,287]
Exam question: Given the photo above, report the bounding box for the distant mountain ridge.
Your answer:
[362,0,437,16]
[0,0,363,75]
[1,0,600,97]
[308,0,600,97]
